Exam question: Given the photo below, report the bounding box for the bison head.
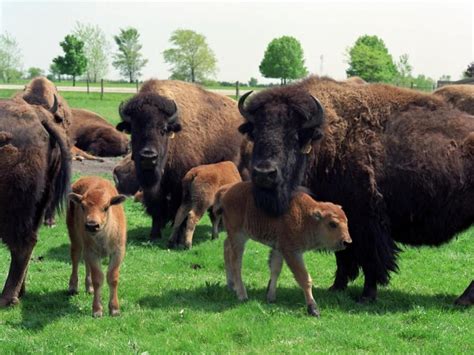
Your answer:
[116,93,181,189]
[238,88,325,216]
[113,154,140,196]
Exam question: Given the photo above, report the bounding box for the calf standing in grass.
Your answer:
[215,182,351,317]
[67,176,127,317]
[168,161,242,249]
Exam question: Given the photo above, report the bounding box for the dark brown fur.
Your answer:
[434,84,474,115]
[113,154,140,196]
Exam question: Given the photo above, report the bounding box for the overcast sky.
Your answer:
[1,0,472,83]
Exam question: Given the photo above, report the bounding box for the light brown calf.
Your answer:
[67,176,127,317]
[168,161,242,249]
[214,182,352,317]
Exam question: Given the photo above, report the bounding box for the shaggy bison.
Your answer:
[238,76,474,303]
[70,108,129,157]
[117,79,243,241]
[0,78,71,306]
[434,84,474,115]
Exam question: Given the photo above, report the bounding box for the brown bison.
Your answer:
[70,108,129,157]
[117,79,244,241]
[113,154,140,196]
[237,76,474,304]
[0,78,71,307]
[215,181,351,316]
[434,84,474,115]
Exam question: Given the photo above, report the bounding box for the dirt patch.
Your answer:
[72,156,123,177]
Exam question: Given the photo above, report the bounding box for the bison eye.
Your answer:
[160,128,166,136]
[238,122,254,141]
[329,221,338,229]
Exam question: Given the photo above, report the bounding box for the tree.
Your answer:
[259,36,308,85]
[463,62,474,78]
[439,74,451,81]
[248,77,258,87]
[163,29,217,83]
[74,22,110,82]
[395,53,412,86]
[346,35,398,83]
[53,35,87,86]
[113,27,148,83]
[26,67,44,79]
[0,32,23,83]
[48,63,62,81]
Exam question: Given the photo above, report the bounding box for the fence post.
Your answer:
[410,82,414,89]
[136,79,139,92]
[86,78,89,94]
[100,79,104,100]
[235,81,240,99]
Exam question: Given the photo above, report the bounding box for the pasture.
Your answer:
[0,90,472,353]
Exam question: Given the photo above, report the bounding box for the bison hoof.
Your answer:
[43,218,56,228]
[328,283,347,292]
[167,240,178,249]
[67,288,78,296]
[0,296,19,307]
[307,304,320,317]
[93,310,103,318]
[357,295,376,304]
[109,308,121,317]
[454,281,474,306]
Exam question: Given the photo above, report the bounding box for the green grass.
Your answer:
[0,89,472,353]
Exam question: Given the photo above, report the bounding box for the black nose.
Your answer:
[140,148,158,160]
[252,165,278,189]
[85,221,100,232]
[341,240,352,249]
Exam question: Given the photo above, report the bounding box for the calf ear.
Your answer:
[116,121,131,133]
[68,193,83,205]
[311,210,323,221]
[110,194,127,206]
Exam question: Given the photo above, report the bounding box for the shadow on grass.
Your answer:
[45,243,70,263]
[138,282,469,315]
[7,290,81,331]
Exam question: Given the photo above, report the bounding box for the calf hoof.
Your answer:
[237,294,248,302]
[109,308,121,317]
[67,288,78,296]
[307,304,320,317]
[184,242,193,250]
[93,310,103,318]
[167,239,178,249]
[0,296,19,307]
[86,287,94,294]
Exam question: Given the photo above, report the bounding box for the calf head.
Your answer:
[238,89,325,216]
[308,202,351,251]
[117,93,181,189]
[69,190,126,233]
[113,154,140,195]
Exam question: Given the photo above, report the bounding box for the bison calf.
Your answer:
[67,176,127,317]
[215,182,351,317]
[168,161,242,249]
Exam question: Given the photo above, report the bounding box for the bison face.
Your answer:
[238,90,325,216]
[117,93,181,189]
[113,154,140,196]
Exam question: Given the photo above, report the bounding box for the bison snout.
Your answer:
[85,221,100,233]
[139,148,158,169]
[252,165,278,189]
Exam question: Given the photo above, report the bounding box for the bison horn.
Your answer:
[49,94,59,114]
[118,101,130,122]
[238,91,254,122]
[167,100,179,123]
[302,95,325,129]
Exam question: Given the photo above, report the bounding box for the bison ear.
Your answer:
[68,193,83,205]
[167,121,182,133]
[110,194,127,206]
[238,122,254,140]
[311,210,323,221]
[116,121,131,133]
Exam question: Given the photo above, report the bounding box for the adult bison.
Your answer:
[238,76,474,304]
[0,78,71,307]
[70,108,129,157]
[117,79,244,243]
[434,84,474,115]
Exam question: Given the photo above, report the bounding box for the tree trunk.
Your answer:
[73,75,76,87]
[191,67,195,83]
[129,71,133,84]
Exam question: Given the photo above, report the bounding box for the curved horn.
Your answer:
[238,91,254,122]
[167,100,179,123]
[118,101,130,122]
[49,94,58,114]
[302,95,325,129]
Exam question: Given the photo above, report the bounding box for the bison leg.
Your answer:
[455,281,474,306]
[266,249,284,303]
[224,238,234,290]
[85,253,104,317]
[107,251,124,316]
[282,250,320,317]
[0,239,36,307]
[43,205,56,227]
[168,203,190,248]
[329,248,359,292]
[68,236,83,295]
[227,232,248,301]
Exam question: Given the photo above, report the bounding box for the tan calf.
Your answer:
[168,161,242,249]
[215,182,352,317]
[67,176,127,317]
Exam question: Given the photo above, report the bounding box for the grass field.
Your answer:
[0,90,472,353]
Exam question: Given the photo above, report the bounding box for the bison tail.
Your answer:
[41,119,71,215]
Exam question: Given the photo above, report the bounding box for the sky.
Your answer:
[0,0,472,83]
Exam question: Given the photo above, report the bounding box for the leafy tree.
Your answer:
[113,27,148,83]
[346,35,398,83]
[463,62,474,78]
[48,63,62,81]
[53,34,87,86]
[395,53,412,86]
[74,22,110,82]
[163,29,217,83]
[439,74,451,81]
[259,36,308,85]
[0,32,23,83]
[26,67,44,79]
[411,74,435,91]
[248,77,258,87]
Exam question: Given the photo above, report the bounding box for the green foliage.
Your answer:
[411,75,435,91]
[463,62,474,78]
[394,53,412,86]
[163,29,217,83]
[113,27,148,83]
[439,74,451,81]
[248,77,258,86]
[26,67,44,79]
[346,35,398,83]
[259,36,308,84]
[53,35,88,86]
[74,22,110,82]
[48,63,62,81]
[0,32,23,83]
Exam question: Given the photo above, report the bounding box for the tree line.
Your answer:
[0,26,473,88]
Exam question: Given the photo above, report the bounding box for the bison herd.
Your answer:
[0,76,472,317]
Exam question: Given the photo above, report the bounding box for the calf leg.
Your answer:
[85,262,93,294]
[107,252,124,316]
[266,249,284,303]
[0,238,36,307]
[183,206,207,249]
[227,232,248,301]
[168,203,190,248]
[224,238,234,290]
[282,251,319,317]
[210,210,221,240]
[85,253,104,317]
[68,235,83,295]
